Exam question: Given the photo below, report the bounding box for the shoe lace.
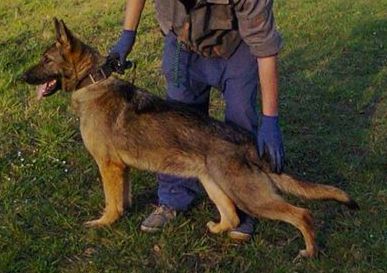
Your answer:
[153,205,171,216]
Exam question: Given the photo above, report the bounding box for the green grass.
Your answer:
[0,0,386,272]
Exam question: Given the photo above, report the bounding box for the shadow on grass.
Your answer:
[282,18,385,183]
[279,18,386,248]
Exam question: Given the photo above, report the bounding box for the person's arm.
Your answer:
[233,0,282,114]
[110,0,146,64]
[256,54,284,173]
[234,0,284,173]
[123,0,146,31]
[258,55,279,116]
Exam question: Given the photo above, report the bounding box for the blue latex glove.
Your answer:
[109,30,136,66]
[257,115,285,173]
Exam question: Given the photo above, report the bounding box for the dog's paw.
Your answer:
[206,221,221,234]
[84,212,120,228]
[84,219,102,228]
[84,218,111,228]
[292,249,317,262]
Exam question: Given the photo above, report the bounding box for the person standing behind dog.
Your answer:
[110,0,284,241]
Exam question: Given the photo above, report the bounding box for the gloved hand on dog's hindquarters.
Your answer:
[257,115,285,174]
[109,30,136,66]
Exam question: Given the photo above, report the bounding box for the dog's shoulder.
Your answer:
[110,80,170,114]
[129,88,167,114]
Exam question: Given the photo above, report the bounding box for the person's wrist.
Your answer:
[261,114,279,126]
[121,29,136,40]
[262,105,278,117]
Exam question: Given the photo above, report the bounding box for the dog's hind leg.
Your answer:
[85,159,130,227]
[253,200,317,258]
[200,175,240,234]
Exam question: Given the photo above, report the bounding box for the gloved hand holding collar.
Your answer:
[109,30,136,66]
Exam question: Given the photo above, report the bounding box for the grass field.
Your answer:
[0,0,386,272]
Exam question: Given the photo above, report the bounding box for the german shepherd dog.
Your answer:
[22,19,359,258]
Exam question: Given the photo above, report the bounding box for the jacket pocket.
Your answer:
[207,4,234,30]
[175,1,241,58]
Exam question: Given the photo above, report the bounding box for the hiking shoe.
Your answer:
[140,205,177,233]
[228,218,254,242]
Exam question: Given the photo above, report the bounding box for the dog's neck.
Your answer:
[75,57,113,90]
[76,65,110,89]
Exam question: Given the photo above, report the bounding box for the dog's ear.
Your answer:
[53,18,79,51]
[53,17,61,39]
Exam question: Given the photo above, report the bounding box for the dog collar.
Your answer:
[88,68,108,84]
[77,66,111,90]
[75,56,132,90]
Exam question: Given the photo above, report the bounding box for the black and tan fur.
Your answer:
[22,19,359,258]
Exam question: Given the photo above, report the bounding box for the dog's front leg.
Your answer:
[84,159,131,227]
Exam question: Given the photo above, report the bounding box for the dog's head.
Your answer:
[22,18,101,98]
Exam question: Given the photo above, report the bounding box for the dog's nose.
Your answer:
[19,72,28,82]
[19,72,33,83]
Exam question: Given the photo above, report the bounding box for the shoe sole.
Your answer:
[140,224,161,233]
[228,231,252,242]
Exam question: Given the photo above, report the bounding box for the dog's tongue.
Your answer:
[36,83,48,100]
[36,79,56,100]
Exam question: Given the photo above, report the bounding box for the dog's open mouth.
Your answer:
[36,79,60,99]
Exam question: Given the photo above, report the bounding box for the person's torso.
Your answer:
[155,0,232,34]
[155,0,241,59]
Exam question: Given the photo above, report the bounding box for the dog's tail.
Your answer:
[268,173,359,210]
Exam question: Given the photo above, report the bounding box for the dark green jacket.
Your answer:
[155,0,282,58]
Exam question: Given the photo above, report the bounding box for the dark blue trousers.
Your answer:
[157,33,259,214]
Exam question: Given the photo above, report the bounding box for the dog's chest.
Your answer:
[77,108,114,158]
